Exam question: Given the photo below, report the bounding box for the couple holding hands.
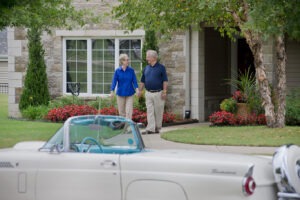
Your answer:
[110,50,168,134]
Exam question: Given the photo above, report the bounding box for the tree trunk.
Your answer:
[275,35,287,128]
[243,31,276,127]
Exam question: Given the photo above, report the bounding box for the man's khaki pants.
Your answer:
[145,91,165,132]
[117,95,134,119]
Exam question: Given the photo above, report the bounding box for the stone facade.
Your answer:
[159,32,187,116]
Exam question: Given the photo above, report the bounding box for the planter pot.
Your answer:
[236,103,249,118]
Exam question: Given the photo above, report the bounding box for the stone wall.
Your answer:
[159,32,187,118]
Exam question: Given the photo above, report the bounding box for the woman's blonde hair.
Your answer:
[119,54,129,65]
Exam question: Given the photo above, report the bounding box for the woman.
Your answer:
[110,54,139,119]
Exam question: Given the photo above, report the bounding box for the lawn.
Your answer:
[162,124,300,146]
[0,94,62,148]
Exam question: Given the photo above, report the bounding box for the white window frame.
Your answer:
[63,37,143,97]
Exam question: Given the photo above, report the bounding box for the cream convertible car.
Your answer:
[0,115,299,200]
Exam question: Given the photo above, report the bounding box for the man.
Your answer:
[139,50,168,134]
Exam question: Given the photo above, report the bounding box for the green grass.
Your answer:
[162,125,300,147]
[0,94,62,148]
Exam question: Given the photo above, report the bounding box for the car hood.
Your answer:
[13,141,45,151]
[121,149,275,186]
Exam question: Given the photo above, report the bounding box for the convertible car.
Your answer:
[0,115,299,200]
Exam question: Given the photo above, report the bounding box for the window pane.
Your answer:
[67,50,76,60]
[67,62,77,72]
[104,73,114,82]
[77,72,87,82]
[92,50,103,61]
[77,40,87,50]
[119,40,130,50]
[104,50,114,60]
[79,83,87,93]
[92,40,103,49]
[92,73,103,83]
[130,61,142,73]
[65,40,87,94]
[66,40,76,49]
[91,39,116,95]
[77,50,87,60]
[103,84,111,94]
[103,39,115,49]
[92,62,103,73]
[103,62,115,73]
[77,61,87,72]
[92,83,102,94]
[67,72,77,82]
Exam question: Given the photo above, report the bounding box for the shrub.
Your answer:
[99,106,118,115]
[88,96,117,110]
[209,111,236,126]
[133,91,146,112]
[49,96,84,109]
[163,112,176,123]
[232,90,247,103]
[209,111,266,126]
[286,88,300,125]
[257,114,267,125]
[21,105,50,120]
[220,98,237,113]
[19,27,50,110]
[46,105,97,122]
[132,108,147,124]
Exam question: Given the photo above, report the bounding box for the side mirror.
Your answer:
[50,144,62,153]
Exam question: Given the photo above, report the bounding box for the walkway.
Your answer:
[141,123,278,155]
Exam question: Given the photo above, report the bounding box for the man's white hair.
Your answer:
[146,50,158,59]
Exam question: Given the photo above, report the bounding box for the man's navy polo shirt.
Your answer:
[111,66,138,96]
[141,62,168,91]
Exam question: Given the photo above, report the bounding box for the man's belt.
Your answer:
[147,89,161,93]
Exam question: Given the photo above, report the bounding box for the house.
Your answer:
[0,29,8,94]
[7,0,300,120]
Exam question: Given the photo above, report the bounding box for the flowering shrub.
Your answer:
[132,108,147,124]
[257,114,266,125]
[46,105,97,122]
[209,111,236,126]
[232,90,247,103]
[99,106,118,115]
[209,111,267,126]
[163,112,176,123]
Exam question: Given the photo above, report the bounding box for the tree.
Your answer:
[113,0,300,128]
[142,30,159,68]
[19,26,50,110]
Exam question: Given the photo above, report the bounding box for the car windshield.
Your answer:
[41,115,143,154]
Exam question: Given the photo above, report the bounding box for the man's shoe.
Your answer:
[155,129,160,133]
[142,130,155,135]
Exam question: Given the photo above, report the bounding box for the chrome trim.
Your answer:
[0,161,14,168]
[278,192,300,199]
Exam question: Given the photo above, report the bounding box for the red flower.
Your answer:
[232,90,247,103]
[46,105,97,122]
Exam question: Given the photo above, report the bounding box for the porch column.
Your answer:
[189,30,205,121]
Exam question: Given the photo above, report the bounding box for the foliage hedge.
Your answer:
[45,105,97,122]
[286,88,300,125]
[209,111,266,126]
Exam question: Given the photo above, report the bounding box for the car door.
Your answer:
[36,152,120,200]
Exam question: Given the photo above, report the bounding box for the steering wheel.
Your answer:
[80,137,103,153]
